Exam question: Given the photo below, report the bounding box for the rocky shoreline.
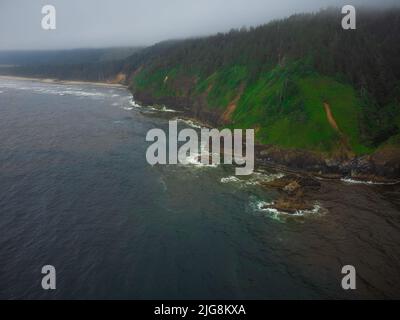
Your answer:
[259,174,321,214]
[255,144,400,183]
[112,87,400,215]
[132,89,400,185]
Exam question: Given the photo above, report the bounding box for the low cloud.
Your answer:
[0,0,397,50]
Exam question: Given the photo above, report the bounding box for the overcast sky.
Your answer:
[0,0,398,50]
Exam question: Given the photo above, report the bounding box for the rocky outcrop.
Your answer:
[132,84,224,127]
[256,144,400,181]
[260,175,321,214]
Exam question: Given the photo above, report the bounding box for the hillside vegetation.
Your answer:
[0,47,141,82]
[127,8,400,156]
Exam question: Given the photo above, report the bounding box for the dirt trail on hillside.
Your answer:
[324,102,340,132]
[323,102,354,158]
[221,85,244,123]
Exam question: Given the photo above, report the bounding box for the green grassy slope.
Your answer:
[132,62,373,156]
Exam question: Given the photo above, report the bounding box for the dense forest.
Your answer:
[0,47,141,65]
[0,47,141,81]
[126,7,400,154]
[1,7,400,156]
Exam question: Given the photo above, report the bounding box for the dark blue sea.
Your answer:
[0,78,399,299]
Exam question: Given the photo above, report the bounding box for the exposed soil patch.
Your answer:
[324,102,354,158]
[324,102,340,132]
[220,85,244,124]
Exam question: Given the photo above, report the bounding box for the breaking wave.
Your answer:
[129,99,143,108]
[0,79,122,99]
[129,98,178,113]
[250,198,325,221]
[182,151,219,168]
[219,172,284,186]
[178,143,219,169]
[160,106,177,112]
[341,177,400,186]
[220,176,241,183]
[176,118,203,129]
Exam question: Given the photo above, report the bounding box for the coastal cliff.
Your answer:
[127,8,400,181]
[131,80,400,181]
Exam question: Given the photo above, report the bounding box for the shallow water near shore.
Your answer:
[0,78,399,299]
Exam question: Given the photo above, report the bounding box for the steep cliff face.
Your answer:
[129,62,369,149]
[129,65,400,179]
[130,71,225,126]
[130,58,400,180]
[126,8,400,179]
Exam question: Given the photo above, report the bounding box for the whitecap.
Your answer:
[176,118,203,129]
[129,99,159,112]
[160,106,178,113]
[129,99,142,108]
[220,176,241,183]
[252,199,325,220]
[341,177,399,186]
[62,90,105,97]
[244,172,285,186]
[183,153,218,168]
[179,146,219,168]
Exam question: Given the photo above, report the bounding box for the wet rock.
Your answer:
[256,144,400,181]
[283,181,301,194]
[261,175,321,191]
[260,174,321,215]
[261,176,292,189]
[262,197,314,214]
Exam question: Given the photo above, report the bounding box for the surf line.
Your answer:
[146,120,254,175]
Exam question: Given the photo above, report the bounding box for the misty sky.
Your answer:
[0,0,398,50]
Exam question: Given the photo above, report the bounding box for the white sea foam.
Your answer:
[129,99,178,113]
[341,177,399,185]
[28,86,106,98]
[220,171,284,187]
[252,199,324,220]
[0,79,115,100]
[129,99,158,112]
[129,99,142,108]
[180,144,219,168]
[63,90,105,97]
[160,106,178,113]
[176,118,203,129]
[220,176,241,183]
[183,152,219,168]
[245,172,285,186]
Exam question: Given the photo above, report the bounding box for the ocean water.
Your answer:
[0,78,399,299]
